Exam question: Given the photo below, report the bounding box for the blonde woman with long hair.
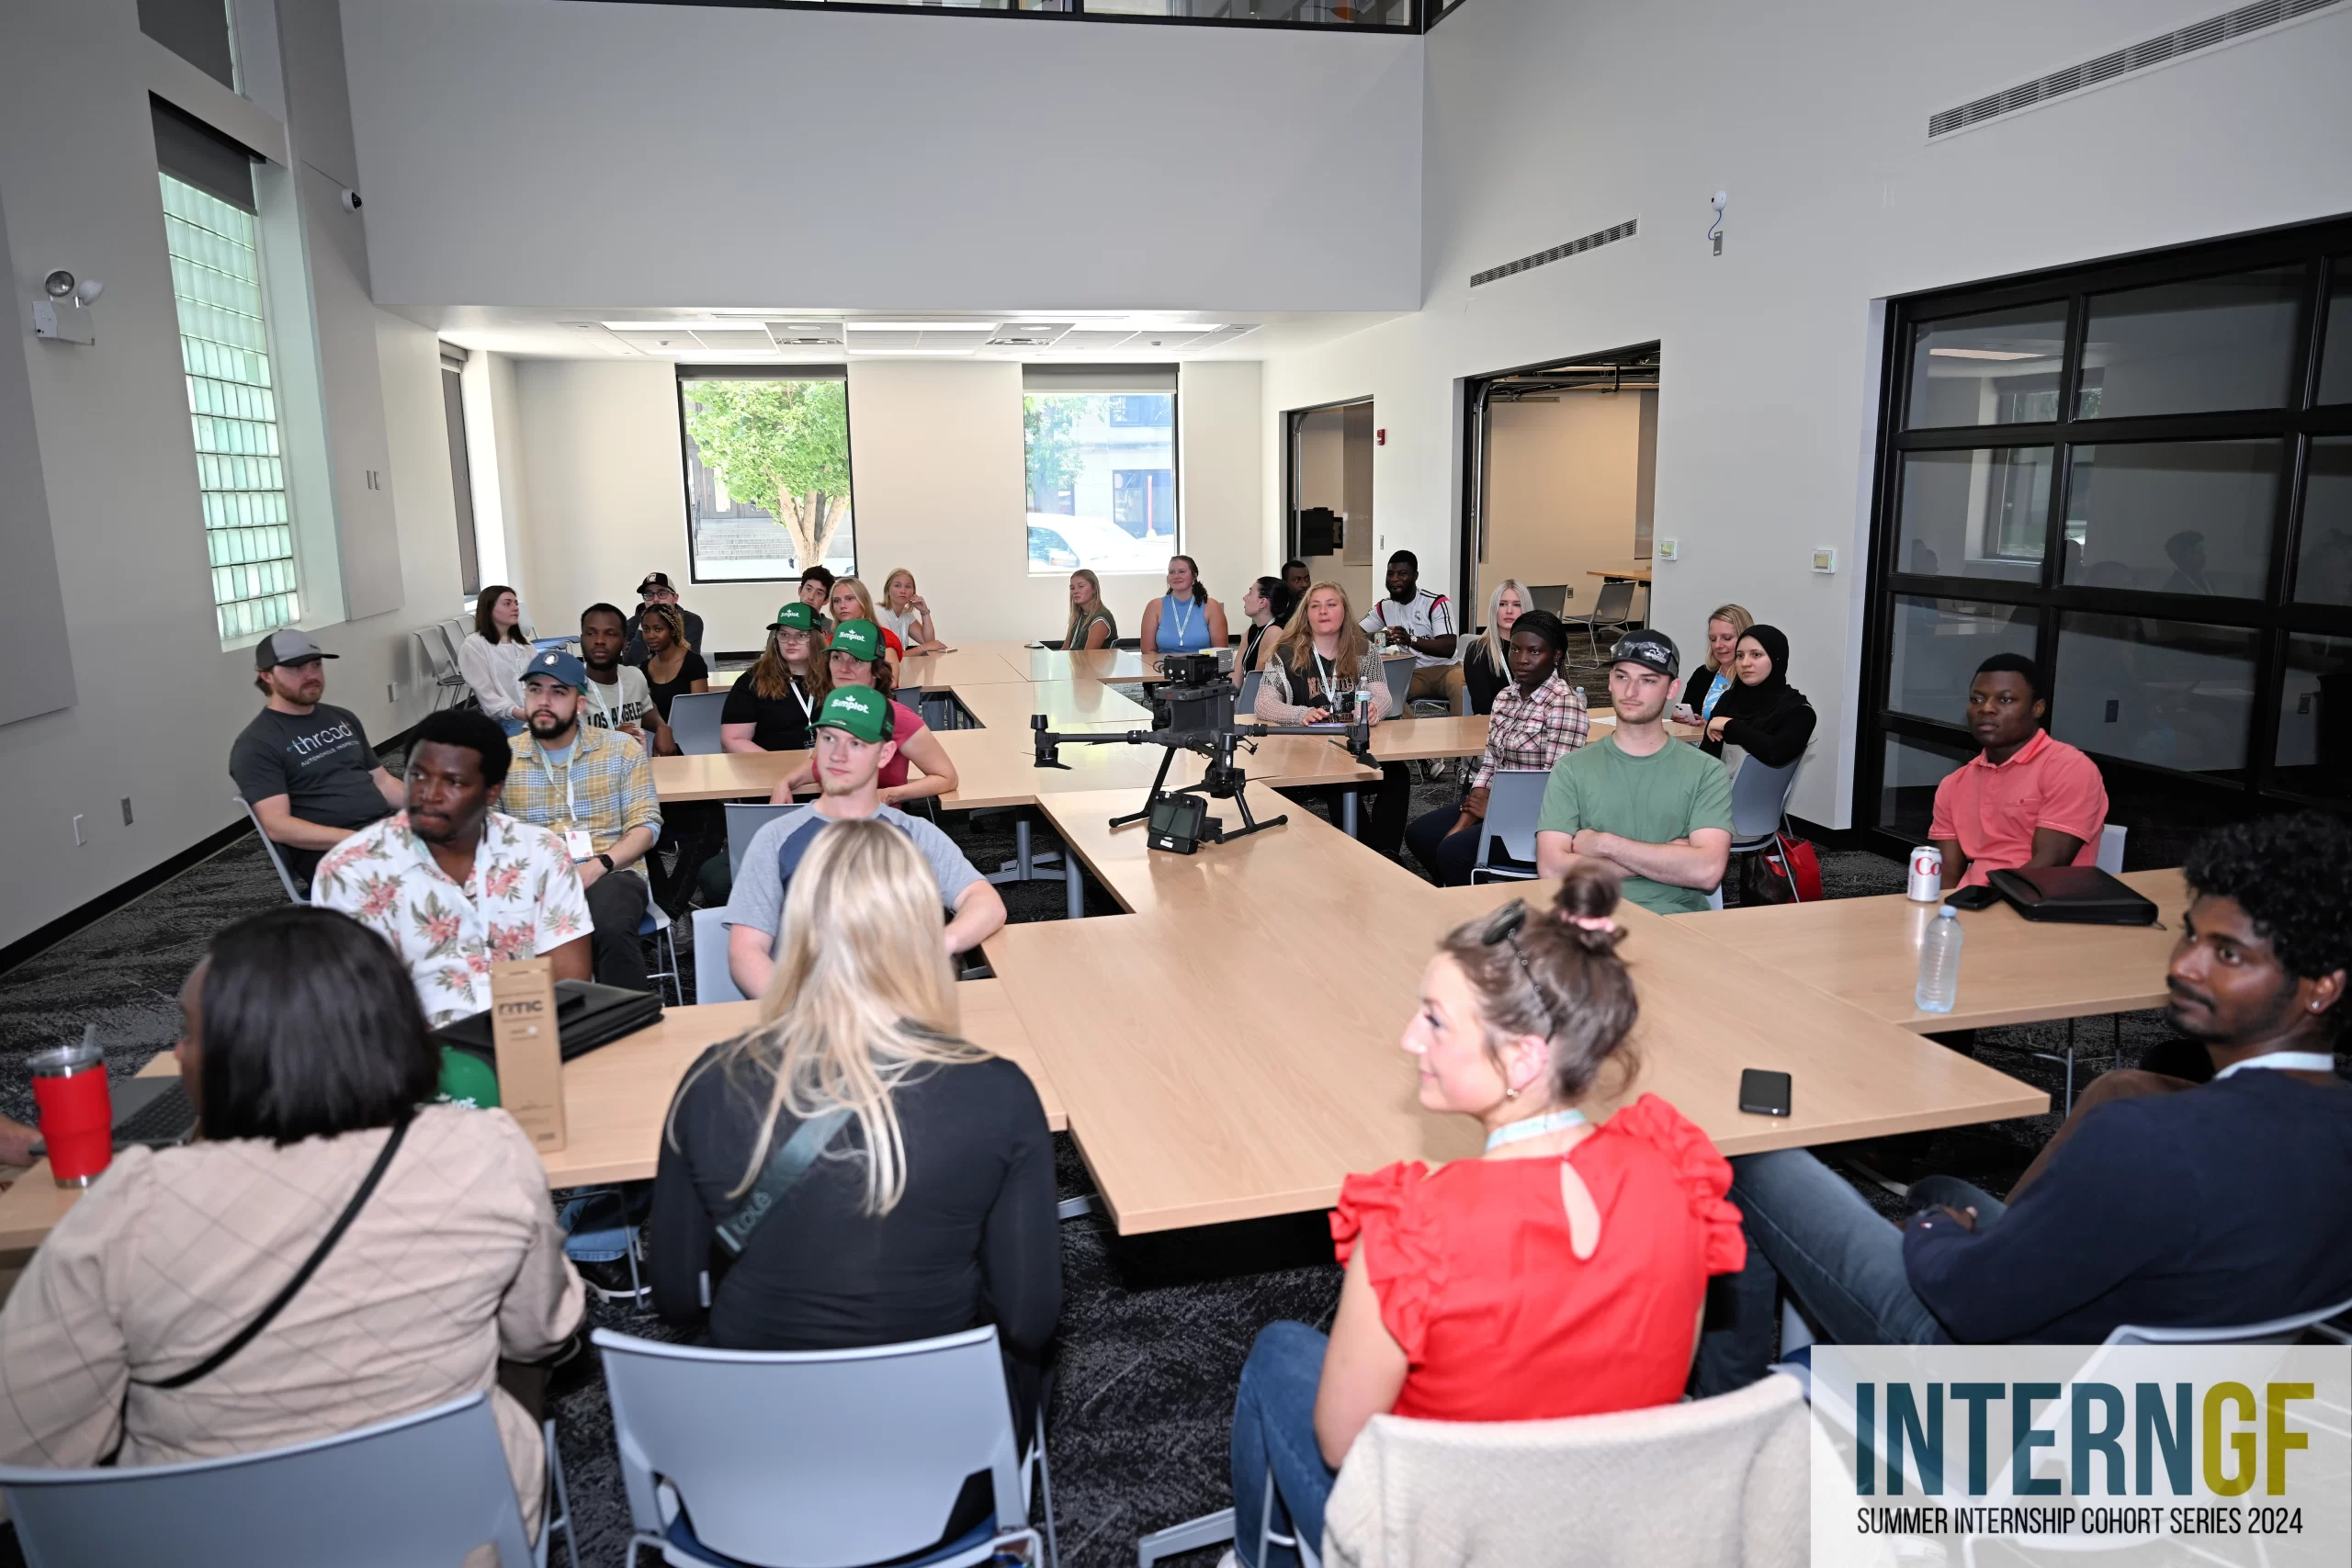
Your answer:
[1256,581,1417,857]
[1678,602,1754,723]
[1064,569,1117,650]
[650,818,1057,1436]
[827,577,904,672]
[1462,579,1532,716]
[878,568,945,653]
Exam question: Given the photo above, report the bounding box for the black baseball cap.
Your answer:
[637,571,676,594]
[1607,629,1680,680]
[254,629,337,669]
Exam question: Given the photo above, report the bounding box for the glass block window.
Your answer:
[163,172,298,643]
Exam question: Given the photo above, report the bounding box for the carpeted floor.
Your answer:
[0,708,2184,1568]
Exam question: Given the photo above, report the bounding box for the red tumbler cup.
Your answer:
[29,1039,112,1188]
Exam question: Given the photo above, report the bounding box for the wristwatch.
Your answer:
[595,852,615,872]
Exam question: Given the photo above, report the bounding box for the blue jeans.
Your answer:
[558,1184,649,1264]
[498,714,527,737]
[1231,1322,1337,1568]
[1690,1150,2007,1397]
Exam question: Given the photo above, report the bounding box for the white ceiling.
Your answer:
[395,306,1408,363]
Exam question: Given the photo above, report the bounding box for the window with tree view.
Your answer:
[677,370,854,582]
[1023,369,1177,576]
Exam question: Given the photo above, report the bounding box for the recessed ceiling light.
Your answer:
[850,347,978,355]
[843,321,999,333]
[1928,347,2047,361]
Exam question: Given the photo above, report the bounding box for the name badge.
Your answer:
[564,829,594,861]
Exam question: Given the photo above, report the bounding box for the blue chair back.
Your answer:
[0,1393,537,1568]
[693,906,745,1004]
[1472,770,1550,880]
[1726,754,1801,848]
[667,691,729,756]
[726,802,793,879]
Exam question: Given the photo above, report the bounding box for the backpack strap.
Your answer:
[714,1108,852,1258]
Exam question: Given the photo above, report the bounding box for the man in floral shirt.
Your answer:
[313,707,592,1027]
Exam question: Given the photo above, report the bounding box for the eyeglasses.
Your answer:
[1479,898,1562,1038]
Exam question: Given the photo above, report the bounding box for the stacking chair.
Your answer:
[1237,668,1265,717]
[413,626,470,711]
[666,691,730,755]
[642,901,681,1006]
[1578,579,1638,659]
[1468,769,1549,883]
[0,1393,576,1568]
[725,802,793,880]
[594,1325,1056,1568]
[232,792,307,903]
[1524,582,1569,616]
[2104,1292,2352,1348]
[692,906,744,1004]
[1378,656,1413,719]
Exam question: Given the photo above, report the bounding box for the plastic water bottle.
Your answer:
[1916,906,1964,1014]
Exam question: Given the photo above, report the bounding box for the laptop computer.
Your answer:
[1987,864,2160,926]
[433,978,664,1064]
[25,1072,198,1160]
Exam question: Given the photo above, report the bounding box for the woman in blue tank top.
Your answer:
[1139,555,1228,656]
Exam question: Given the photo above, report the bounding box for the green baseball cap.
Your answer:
[813,684,890,743]
[829,618,882,662]
[769,603,817,632]
[435,1046,500,1110]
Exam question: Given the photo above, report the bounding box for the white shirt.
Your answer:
[458,634,536,718]
[311,809,593,1027]
[582,665,652,733]
[1361,588,1458,669]
[876,604,922,644]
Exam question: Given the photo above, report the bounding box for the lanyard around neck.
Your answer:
[1168,595,1194,644]
[2213,1052,2338,1078]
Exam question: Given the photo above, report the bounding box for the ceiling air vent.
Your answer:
[1470,219,1637,289]
[1928,0,2345,138]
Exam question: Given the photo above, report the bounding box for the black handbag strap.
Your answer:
[150,1117,412,1392]
[714,1108,851,1258]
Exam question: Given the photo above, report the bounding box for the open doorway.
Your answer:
[1459,344,1659,659]
[1283,399,1375,610]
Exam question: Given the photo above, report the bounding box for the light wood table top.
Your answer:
[1418,879,2049,1153]
[899,644,1039,687]
[1014,647,1155,682]
[1589,568,1653,583]
[1368,715,1488,761]
[0,987,1063,1252]
[1034,782,1424,919]
[951,679,1152,733]
[1678,868,2188,1032]
[653,750,804,803]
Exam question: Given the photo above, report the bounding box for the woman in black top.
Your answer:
[1459,579,1530,716]
[650,818,1058,1432]
[1233,574,1290,686]
[1700,624,1815,767]
[719,604,823,753]
[636,604,709,755]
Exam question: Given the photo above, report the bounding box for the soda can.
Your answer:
[1906,845,1943,903]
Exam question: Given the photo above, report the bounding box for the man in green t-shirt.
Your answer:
[1535,629,1733,914]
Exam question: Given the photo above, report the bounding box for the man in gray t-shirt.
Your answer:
[721,686,1004,998]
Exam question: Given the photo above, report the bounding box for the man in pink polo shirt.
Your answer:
[1929,653,2109,892]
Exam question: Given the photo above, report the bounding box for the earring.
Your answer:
[1505,1086,1519,1100]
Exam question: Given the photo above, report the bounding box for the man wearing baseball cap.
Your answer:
[502,649,663,992]
[623,571,703,663]
[723,686,1004,998]
[229,629,403,885]
[1533,628,1734,914]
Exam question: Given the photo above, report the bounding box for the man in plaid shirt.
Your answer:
[504,649,663,991]
[1407,611,1589,884]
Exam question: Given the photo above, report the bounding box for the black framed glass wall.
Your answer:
[675,367,854,584]
[1860,215,2352,863]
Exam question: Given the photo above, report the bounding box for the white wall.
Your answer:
[0,0,464,952]
[504,357,1263,653]
[341,0,1422,314]
[1262,0,2352,827]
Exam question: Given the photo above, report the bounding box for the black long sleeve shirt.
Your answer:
[1904,1070,2352,1342]
[650,1050,1060,1369]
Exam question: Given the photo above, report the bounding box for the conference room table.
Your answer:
[0,981,1062,1251]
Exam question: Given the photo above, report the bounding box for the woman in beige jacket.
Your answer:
[0,907,582,1536]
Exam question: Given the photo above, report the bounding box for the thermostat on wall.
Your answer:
[1656,539,1679,561]
[1811,548,1838,574]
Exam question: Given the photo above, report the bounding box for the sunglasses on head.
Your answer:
[1480,899,1562,1038]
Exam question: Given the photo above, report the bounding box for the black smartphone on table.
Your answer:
[1945,884,2000,911]
[1738,1068,1792,1118]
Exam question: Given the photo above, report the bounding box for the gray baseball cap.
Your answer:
[1607,629,1680,680]
[254,628,337,669]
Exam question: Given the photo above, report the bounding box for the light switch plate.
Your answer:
[1656,539,1679,561]
[1811,548,1838,574]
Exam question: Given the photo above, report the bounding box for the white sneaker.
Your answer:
[1215,1552,1240,1568]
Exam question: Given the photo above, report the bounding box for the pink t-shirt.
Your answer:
[1928,728,2109,888]
[878,698,924,788]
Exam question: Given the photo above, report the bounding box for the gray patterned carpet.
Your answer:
[0,717,2181,1568]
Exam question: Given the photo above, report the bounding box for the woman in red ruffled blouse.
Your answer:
[1222,865,1747,1568]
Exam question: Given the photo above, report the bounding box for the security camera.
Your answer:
[339,187,362,213]
[43,270,74,299]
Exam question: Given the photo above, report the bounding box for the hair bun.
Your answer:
[1552,863,1624,950]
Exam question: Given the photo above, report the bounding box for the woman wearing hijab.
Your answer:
[1700,624,1815,769]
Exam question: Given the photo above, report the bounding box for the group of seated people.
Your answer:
[4,794,2341,1562]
